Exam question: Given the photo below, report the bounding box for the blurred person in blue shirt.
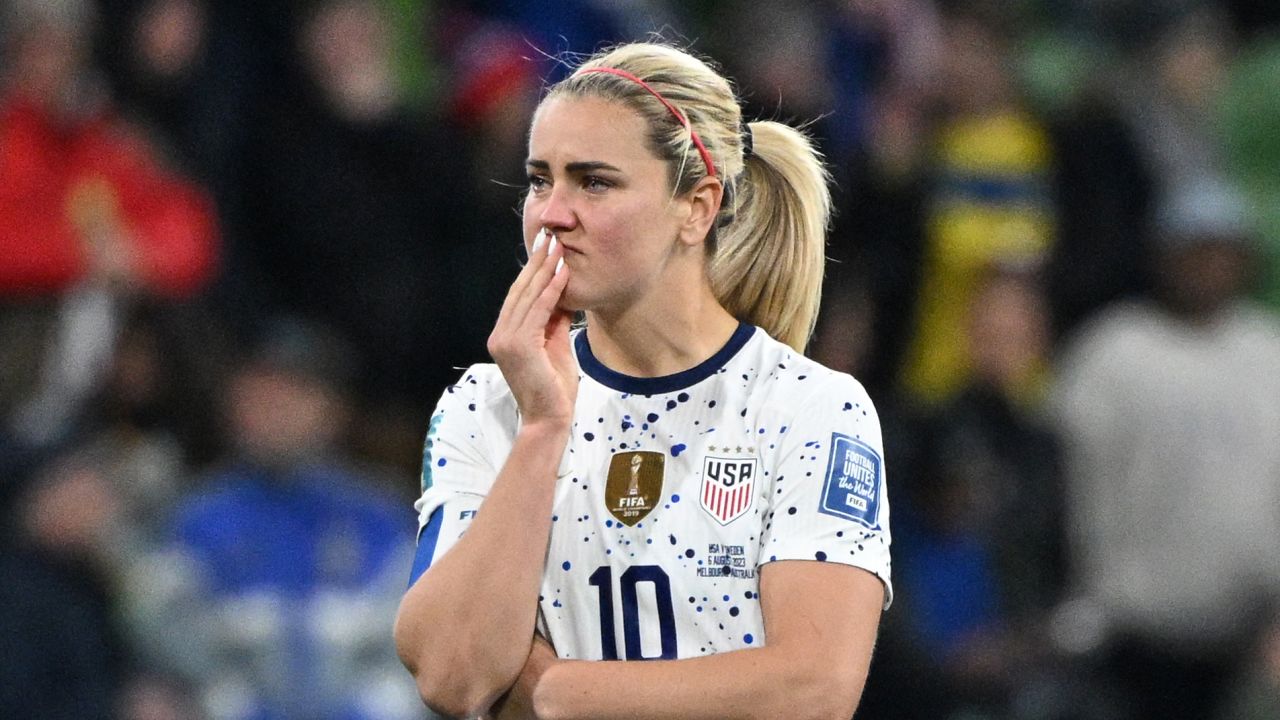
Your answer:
[131,318,423,720]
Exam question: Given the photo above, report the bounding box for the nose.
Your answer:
[537,183,578,233]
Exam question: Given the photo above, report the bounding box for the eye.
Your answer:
[583,175,612,193]
[527,173,549,192]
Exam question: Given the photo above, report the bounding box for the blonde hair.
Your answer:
[544,43,831,353]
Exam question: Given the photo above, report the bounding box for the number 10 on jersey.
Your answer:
[588,565,678,660]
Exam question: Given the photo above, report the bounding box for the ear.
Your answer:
[675,176,724,248]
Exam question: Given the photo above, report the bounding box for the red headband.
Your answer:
[577,66,717,178]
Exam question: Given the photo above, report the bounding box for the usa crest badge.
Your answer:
[605,451,665,526]
[700,454,757,525]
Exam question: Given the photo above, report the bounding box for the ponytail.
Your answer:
[711,122,830,352]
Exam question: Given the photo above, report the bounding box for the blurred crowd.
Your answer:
[0,0,1277,719]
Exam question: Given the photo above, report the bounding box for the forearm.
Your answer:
[533,644,865,720]
[486,635,559,720]
[395,422,569,717]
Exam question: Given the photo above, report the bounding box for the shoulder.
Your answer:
[421,364,519,491]
[745,332,878,423]
[437,362,514,408]
[429,362,519,430]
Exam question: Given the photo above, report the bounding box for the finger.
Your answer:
[545,307,573,355]
[525,243,569,330]
[506,233,565,335]
[542,258,571,323]
[489,236,563,370]
[494,228,548,329]
[503,227,548,307]
[499,249,565,364]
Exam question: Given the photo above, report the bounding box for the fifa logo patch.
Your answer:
[700,455,757,525]
[605,451,665,526]
[818,433,881,529]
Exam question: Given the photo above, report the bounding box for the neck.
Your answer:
[585,282,739,378]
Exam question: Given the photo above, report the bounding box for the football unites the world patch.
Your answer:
[818,433,882,529]
[700,455,757,525]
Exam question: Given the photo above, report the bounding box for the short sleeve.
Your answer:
[409,365,513,587]
[758,373,893,608]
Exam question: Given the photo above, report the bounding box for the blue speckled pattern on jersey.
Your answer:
[412,326,892,661]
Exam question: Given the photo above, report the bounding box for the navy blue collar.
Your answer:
[575,321,756,395]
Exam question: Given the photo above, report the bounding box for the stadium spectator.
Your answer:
[0,0,219,448]
[0,446,138,719]
[873,266,1066,719]
[71,301,229,528]
[1052,175,1280,720]
[1112,6,1236,195]
[0,442,205,720]
[231,0,475,472]
[130,319,421,720]
[816,2,1058,409]
[889,5,1057,406]
[434,10,541,381]
[0,0,218,298]
[95,0,215,179]
[819,0,1154,410]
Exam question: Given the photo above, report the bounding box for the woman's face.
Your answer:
[523,95,691,313]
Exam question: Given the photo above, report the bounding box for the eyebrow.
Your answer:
[525,159,624,174]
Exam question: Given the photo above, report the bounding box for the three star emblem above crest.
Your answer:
[706,445,754,454]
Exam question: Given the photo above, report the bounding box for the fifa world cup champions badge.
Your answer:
[605,451,665,526]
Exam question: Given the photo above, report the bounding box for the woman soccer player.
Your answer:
[395,42,891,720]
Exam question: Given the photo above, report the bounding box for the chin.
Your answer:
[557,294,587,313]
[560,280,635,317]
[556,280,588,313]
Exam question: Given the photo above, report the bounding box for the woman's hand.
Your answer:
[487,228,576,428]
[486,634,561,720]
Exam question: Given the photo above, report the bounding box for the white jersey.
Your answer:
[411,323,892,661]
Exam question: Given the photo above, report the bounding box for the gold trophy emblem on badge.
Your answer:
[628,455,642,495]
[606,450,665,526]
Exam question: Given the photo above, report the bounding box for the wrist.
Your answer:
[513,421,572,481]
[517,416,573,440]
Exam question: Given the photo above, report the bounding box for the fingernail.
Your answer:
[532,228,546,252]
[555,257,565,274]
[548,235,558,256]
